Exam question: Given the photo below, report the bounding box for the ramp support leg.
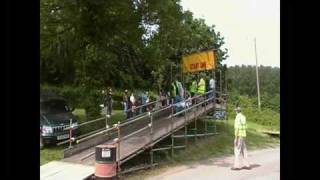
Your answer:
[150,147,154,169]
[171,134,174,157]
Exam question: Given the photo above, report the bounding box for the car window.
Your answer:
[40,115,43,126]
[41,99,69,114]
[40,115,48,126]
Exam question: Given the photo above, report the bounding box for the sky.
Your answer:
[180,0,280,67]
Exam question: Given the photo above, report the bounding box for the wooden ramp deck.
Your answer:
[63,103,223,166]
[40,102,226,179]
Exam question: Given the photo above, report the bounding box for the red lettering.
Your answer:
[200,62,206,68]
[190,63,200,70]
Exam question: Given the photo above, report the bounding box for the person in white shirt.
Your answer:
[176,80,184,99]
[130,93,135,104]
[209,77,215,99]
[129,93,136,116]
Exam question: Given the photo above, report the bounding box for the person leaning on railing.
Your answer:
[185,90,192,108]
[130,93,137,116]
[189,77,197,105]
[159,89,166,107]
[170,81,177,104]
[146,91,153,112]
[209,77,215,101]
[122,89,129,115]
[105,88,113,116]
[126,92,134,119]
[197,75,206,105]
[197,76,206,95]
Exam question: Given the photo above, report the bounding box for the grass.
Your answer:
[124,119,279,179]
[74,108,125,124]
[76,108,125,135]
[40,146,65,165]
[73,108,86,123]
[227,98,280,132]
[40,108,125,166]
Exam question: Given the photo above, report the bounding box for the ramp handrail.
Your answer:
[73,90,215,145]
[58,90,223,147]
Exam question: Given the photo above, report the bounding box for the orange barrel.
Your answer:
[94,144,117,180]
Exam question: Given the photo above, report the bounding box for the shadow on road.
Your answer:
[248,164,261,169]
[212,160,233,167]
[196,158,233,167]
[195,159,261,169]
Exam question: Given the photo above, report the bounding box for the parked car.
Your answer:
[40,92,78,148]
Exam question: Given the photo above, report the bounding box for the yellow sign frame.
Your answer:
[182,50,215,73]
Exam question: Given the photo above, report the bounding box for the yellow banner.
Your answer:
[182,50,215,73]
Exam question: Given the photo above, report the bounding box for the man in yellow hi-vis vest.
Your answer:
[189,78,197,105]
[231,107,251,170]
[189,78,197,97]
[170,81,177,104]
[197,76,206,95]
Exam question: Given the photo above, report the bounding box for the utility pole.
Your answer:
[224,65,227,93]
[220,69,222,94]
[254,38,261,111]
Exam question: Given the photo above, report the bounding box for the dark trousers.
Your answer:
[190,92,196,105]
[106,104,112,116]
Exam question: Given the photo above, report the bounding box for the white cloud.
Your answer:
[180,0,280,67]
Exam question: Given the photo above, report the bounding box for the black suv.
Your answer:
[40,92,78,148]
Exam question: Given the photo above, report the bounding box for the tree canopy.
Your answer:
[40,0,228,90]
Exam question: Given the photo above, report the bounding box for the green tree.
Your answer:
[40,0,230,113]
[226,65,280,111]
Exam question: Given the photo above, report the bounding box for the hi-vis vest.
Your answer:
[197,78,206,94]
[234,113,247,137]
[189,81,197,93]
[171,82,176,97]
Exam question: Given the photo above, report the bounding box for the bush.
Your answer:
[227,95,279,131]
[40,84,85,108]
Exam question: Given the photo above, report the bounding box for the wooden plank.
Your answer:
[260,130,280,135]
[152,146,172,152]
[64,131,117,158]
[40,161,94,180]
[120,163,158,175]
[172,133,216,138]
